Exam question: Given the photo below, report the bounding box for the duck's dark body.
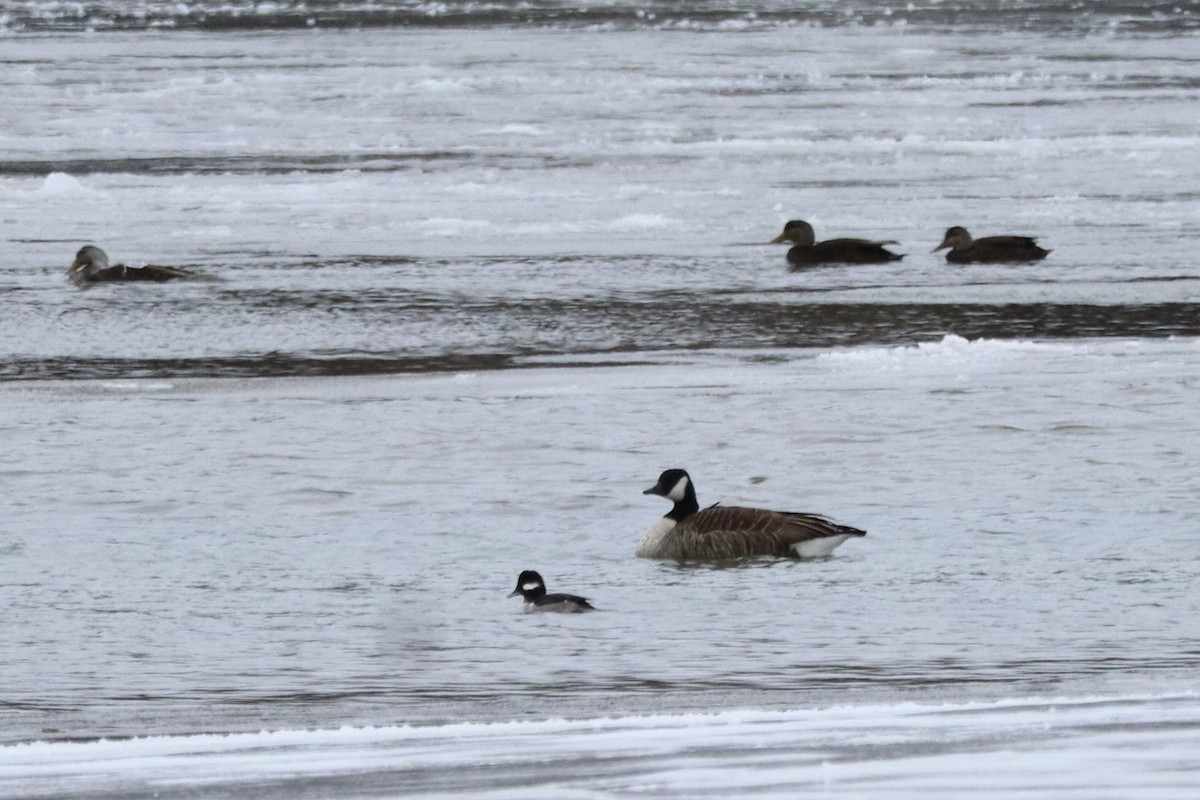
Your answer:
[639,469,866,561]
[771,220,903,268]
[934,226,1050,264]
[69,245,194,286]
[787,238,906,267]
[85,265,189,283]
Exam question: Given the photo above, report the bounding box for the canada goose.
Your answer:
[770,220,904,268]
[69,245,197,286]
[508,570,595,613]
[933,226,1050,263]
[639,468,865,561]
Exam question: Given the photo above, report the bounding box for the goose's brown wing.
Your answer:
[777,510,866,540]
[671,505,855,559]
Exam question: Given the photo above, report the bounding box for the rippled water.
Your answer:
[5,338,1199,746]
[2,3,1199,796]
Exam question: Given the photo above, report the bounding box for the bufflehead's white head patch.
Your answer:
[509,570,548,600]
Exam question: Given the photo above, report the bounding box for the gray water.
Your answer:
[2,0,1199,760]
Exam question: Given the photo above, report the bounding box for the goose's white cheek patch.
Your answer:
[667,475,690,502]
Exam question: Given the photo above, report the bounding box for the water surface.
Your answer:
[1,3,1199,796]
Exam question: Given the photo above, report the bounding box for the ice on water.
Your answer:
[4,695,1200,798]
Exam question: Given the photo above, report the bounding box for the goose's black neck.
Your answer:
[666,482,700,522]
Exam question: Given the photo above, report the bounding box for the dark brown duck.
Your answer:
[69,245,196,286]
[770,219,904,268]
[933,226,1050,263]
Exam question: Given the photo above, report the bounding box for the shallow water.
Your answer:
[2,3,1200,796]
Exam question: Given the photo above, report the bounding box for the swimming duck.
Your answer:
[639,468,866,561]
[508,570,595,613]
[69,245,196,286]
[933,226,1050,263]
[770,220,904,268]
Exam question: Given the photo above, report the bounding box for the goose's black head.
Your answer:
[508,570,546,601]
[643,468,700,520]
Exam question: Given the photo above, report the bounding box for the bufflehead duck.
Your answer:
[770,220,904,268]
[639,468,866,561]
[508,570,595,613]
